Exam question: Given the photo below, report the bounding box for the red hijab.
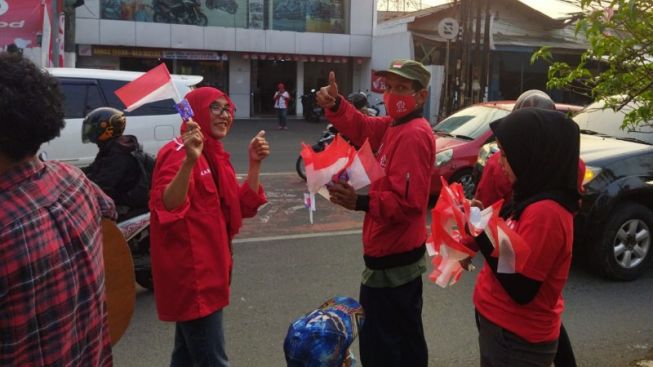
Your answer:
[185,87,242,239]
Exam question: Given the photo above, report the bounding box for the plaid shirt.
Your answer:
[0,159,116,366]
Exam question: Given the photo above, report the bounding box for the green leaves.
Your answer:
[534,0,653,128]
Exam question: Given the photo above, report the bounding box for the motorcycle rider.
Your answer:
[348,92,373,116]
[82,107,147,221]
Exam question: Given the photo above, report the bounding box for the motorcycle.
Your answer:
[296,123,338,180]
[117,212,153,291]
[153,0,208,26]
[301,89,324,123]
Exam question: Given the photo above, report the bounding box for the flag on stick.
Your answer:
[346,140,385,190]
[115,63,181,112]
[428,178,531,287]
[301,135,354,194]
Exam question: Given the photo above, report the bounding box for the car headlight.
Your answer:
[582,165,602,186]
[477,142,499,167]
[436,149,453,167]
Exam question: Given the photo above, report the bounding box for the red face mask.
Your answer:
[384,93,417,119]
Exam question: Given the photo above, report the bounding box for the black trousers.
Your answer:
[359,276,428,367]
[476,310,558,367]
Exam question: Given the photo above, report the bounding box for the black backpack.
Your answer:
[125,146,156,209]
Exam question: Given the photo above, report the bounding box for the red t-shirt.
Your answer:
[149,140,266,322]
[473,200,574,343]
[475,154,587,207]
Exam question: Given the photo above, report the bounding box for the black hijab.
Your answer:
[490,108,581,220]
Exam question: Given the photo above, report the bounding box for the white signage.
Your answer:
[438,17,459,40]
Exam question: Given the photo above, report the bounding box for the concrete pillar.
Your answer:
[229,54,251,118]
[296,61,304,116]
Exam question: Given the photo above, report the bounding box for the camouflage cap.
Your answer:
[376,59,431,89]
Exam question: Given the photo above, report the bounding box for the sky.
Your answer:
[377,0,582,19]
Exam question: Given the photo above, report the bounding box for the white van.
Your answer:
[41,68,202,167]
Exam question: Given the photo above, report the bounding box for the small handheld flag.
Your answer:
[175,99,194,121]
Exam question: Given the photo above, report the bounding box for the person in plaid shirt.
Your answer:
[0,53,116,366]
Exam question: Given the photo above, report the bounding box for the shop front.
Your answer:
[76,45,230,91]
[246,53,355,116]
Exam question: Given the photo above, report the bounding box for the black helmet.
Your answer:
[348,92,369,110]
[82,107,126,144]
[513,90,555,111]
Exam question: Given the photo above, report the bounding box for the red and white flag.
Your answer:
[346,139,385,190]
[428,178,476,287]
[115,63,181,112]
[483,210,530,274]
[428,178,531,286]
[300,135,354,194]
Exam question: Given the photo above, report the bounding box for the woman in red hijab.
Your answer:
[149,87,269,366]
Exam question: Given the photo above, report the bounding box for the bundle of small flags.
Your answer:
[299,136,385,223]
[427,177,530,288]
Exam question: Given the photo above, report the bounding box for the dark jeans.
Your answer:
[276,108,287,127]
[476,310,558,367]
[170,310,229,367]
[359,276,428,367]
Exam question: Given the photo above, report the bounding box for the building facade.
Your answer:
[74,0,376,117]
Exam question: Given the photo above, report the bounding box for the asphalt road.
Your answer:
[112,117,653,367]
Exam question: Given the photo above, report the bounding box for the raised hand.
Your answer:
[249,130,270,162]
[316,71,339,109]
[183,119,204,163]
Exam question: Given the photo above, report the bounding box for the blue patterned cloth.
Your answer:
[284,297,365,367]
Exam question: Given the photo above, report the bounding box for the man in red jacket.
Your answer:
[316,59,435,367]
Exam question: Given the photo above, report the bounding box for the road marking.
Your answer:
[233,229,362,244]
[236,171,296,178]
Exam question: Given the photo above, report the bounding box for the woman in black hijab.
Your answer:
[471,108,580,367]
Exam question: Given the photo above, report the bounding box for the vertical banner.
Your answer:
[0,0,47,50]
[56,11,64,66]
[41,3,51,67]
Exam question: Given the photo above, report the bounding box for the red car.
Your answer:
[430,101,582,198]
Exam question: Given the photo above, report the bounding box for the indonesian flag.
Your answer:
[428,178,531,287]
[345,140,385,190]
[483,208,530,274]
[301,135,354,194]
[428,178,476,287]
[115,64,181,112]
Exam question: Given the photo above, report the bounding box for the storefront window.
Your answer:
[99,0,348,34]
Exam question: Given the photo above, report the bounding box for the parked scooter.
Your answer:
[301,89,324,123]
[117,213,153,291]
[153,0,208,25]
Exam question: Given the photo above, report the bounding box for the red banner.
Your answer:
[0,0,47,50]
[371,70,386,93]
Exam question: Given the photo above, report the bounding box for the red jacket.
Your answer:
[149,140,266,322]
[326,97,435,257]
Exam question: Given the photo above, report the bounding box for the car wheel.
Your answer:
[449,169,475,199]
[593,203,653,281]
